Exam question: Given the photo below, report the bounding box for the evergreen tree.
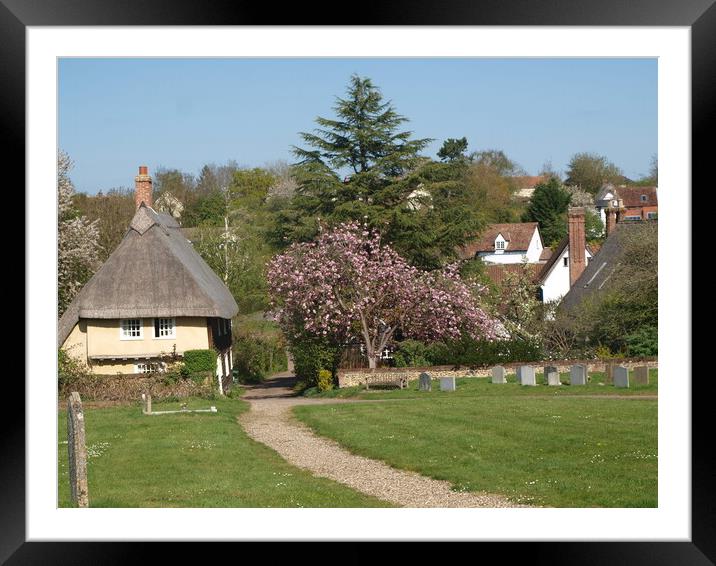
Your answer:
[522,178,572,247]
[437,137,468,162]
[277,75,483,269]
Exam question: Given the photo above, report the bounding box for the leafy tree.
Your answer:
[469,149,525,176]
[465,160,522,223]
[268,222,499,369]
[73,187,135,262]
[437,137,468,162]
[182,191,227,227]
[277,75,483,269]
[565,152,625,194]
[58,151,102,316]
[522,178,572,246]
[584,208,605,242]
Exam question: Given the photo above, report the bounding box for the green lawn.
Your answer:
[294,371,658,507]
[324,369,658,400]
[58,397,390,508]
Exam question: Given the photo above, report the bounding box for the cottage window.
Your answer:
[640,195,647,202]
[135,362,164,374]
[154,317,176,339]
[495,240,505,250]
[120,319,143,340]
[563,257,568,267]
[647,212,657,219]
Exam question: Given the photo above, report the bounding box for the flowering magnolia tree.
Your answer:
[268,222,500,369]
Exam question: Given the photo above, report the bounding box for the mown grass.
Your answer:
[294,372,658,508]
[58,396,390,508]
[314,369,658,400]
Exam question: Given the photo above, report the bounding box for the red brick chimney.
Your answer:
[605,198,624,237]
[134,165,153,209]
[568,207,586,286]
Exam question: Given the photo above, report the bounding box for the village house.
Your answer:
[457,222,546,265]
[459,211,594,307]
[595,184,658,224]
[58,166,239,392]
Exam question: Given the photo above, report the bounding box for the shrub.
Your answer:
[290,338,342,387]
[392,340,429,367]
[233,331,288,384]
[424,336,543,367]
[58,347,92,390]
[625,326,658,357]
[183,350,217,374]
[317,369,333,392]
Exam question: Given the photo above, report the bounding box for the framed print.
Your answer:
[7,0,708,562]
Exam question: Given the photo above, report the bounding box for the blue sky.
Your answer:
[59,58,657,194]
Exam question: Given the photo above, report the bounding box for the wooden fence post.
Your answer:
[67,391,89,508]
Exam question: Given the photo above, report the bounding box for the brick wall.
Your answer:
[337,358,658,388]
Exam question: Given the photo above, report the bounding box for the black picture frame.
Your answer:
[8,0,706,562]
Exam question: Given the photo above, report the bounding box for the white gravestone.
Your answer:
[614,366,630,388]
[570,365,588,386]
[440,376,456,391]
[518,366,536,386]
[491,366,507,384]
[545,366,561,386]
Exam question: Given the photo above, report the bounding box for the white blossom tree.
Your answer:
[58,151,102,317]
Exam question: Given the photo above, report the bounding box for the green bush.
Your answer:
[58,348,92,390]
[317,369,333,392]
[392,340,429,367]
[290,338,342,387]
[233,332,287,384]
[183,350,217,374]
[424,336,543,367]
[625,326,658,357]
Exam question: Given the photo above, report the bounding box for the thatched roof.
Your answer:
[59,205,239,346]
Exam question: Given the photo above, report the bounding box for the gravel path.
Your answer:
[238,373,525,508]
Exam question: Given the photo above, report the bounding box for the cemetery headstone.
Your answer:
[67,392,89,508]
[633,366,649,385]
[518,366,536,386]
[142,393,152,415]
[544,366,560,386]
[419,372,432,392]
[570,364,588,386]
[491,365,507,384]
[614,366,630,388]
[440,376,456,391]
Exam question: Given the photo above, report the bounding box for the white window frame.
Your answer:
[153,317,176,339]
[135,362,166,374]
[120,318,143,340]
[495,239,506,250]
[640,195,648,202]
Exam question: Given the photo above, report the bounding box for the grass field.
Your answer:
[306,369,658,400]
[294,371,658,507]
[58,397,390,508]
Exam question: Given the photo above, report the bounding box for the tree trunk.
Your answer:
[368,356,377,369]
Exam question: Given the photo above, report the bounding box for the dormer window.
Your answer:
[495,240,505,250]
[640,194,647,202]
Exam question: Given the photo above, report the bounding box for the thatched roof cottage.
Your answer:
[59,166,239,392]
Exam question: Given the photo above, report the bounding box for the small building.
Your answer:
[536,208,594,304]
[595,184,658,224]
[58,166,239,393]
[512,175,550,200]
[458,222,545,264]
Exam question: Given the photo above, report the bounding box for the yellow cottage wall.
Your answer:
[61,317,211,374]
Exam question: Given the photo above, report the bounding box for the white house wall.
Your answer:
[541,247,593,304]
[525,228,544,263]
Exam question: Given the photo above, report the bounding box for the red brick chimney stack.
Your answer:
[134,165,153,210]
[605,198,625,237]
[568,207,586,286]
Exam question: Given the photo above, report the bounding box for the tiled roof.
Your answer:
[483,263,542,286]
[617,186,658,208]
[539,247,553,262]
[512,175,549,189]
[457,222,539,259]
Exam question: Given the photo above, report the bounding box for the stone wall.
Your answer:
[337,358,658,388]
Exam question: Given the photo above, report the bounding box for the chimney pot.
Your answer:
[134,165,153,209]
